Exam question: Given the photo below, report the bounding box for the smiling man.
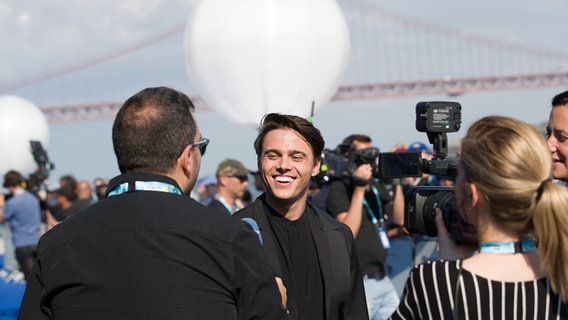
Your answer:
[235,113,368,320]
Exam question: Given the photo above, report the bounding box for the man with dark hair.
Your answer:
[235,113,368,320]
[325,134,403,320]
[18,87,288,320]
[343,134,372,146]
[45,184,91,230]
[0,170,41,282]
[58,175,77,192]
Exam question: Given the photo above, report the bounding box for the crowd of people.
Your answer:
[1,87,568,319]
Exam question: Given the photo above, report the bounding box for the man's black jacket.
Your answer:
[18,172,287,320]
[235,194,369,320]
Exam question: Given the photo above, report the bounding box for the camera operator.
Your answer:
[0,170,41,282]
[326,134,403,320]
[391,116,568,319]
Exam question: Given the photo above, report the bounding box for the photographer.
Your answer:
[391,116,568,319]
[0,170,41,282]
[325,134,403,320]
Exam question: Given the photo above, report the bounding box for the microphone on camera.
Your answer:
[241,218,263,245]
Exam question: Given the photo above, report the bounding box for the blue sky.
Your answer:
[0,0,567,187]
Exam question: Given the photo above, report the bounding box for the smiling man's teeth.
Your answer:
[275,176,293,182]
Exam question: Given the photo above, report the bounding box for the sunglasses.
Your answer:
[191,136,209,156]
[228,175,248,183]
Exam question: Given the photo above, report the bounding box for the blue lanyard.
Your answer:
[362,183,391,249]
[362,184,384,226]
[478,240,537,254]
[107,181,182,197]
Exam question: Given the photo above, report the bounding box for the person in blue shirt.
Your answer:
[0,170,41,282]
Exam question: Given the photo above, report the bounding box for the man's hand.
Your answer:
[435,208,476,260]
[0,193,5,223]
[352,164,372,187]
[275,277,287,307]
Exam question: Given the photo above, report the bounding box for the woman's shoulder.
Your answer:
[408,259,462,283]
[394,260,463,319]
[412,259,461,272]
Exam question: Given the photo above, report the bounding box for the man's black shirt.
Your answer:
[267,206,325,320]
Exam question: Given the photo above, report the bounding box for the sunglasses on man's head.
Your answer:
[191,136,209,156]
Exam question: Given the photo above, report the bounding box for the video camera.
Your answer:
[3,141,53,208]
[318,143,380,183]
[27,140,54,194]
[378,101,476,245]
[378,101,461,179]
[319,102,460,181]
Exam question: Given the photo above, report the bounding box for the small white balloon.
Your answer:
[184,0,350,126]
[0,95,49,178]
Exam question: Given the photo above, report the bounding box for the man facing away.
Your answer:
[208,159,251,215]
[235,113,368,320]
[18,87,288,320]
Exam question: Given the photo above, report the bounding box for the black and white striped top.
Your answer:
[390,259,567,320]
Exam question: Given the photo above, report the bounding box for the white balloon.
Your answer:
[183,0,350,126]
[0,95,49,178]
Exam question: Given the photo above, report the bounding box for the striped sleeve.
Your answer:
[389,260,568,320]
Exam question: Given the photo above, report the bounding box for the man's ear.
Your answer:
[179,144,193,176]
[218,175,228,187]
[311,158,321,177]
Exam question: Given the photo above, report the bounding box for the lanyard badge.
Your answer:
[377,225,391,250]
[363,184,390,250]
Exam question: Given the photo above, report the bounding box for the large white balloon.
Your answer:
[183,0,350,126]
[0,95,49,178]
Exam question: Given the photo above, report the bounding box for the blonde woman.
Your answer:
[391,116,568,319]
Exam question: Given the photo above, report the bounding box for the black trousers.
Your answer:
[15,245,38,282]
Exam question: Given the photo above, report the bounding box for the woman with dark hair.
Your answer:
[547,90,568,183]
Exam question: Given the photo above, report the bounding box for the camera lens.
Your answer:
[404,186,472,243]
[422,191,455,237]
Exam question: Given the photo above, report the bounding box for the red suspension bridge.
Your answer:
[2,2,567,124]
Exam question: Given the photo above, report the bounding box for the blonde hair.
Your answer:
[461,116,568,301]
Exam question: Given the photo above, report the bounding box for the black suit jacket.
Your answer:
[18,173,287,320]
[235,194,369,320]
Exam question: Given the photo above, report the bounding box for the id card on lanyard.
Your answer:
[363,184,391,250]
